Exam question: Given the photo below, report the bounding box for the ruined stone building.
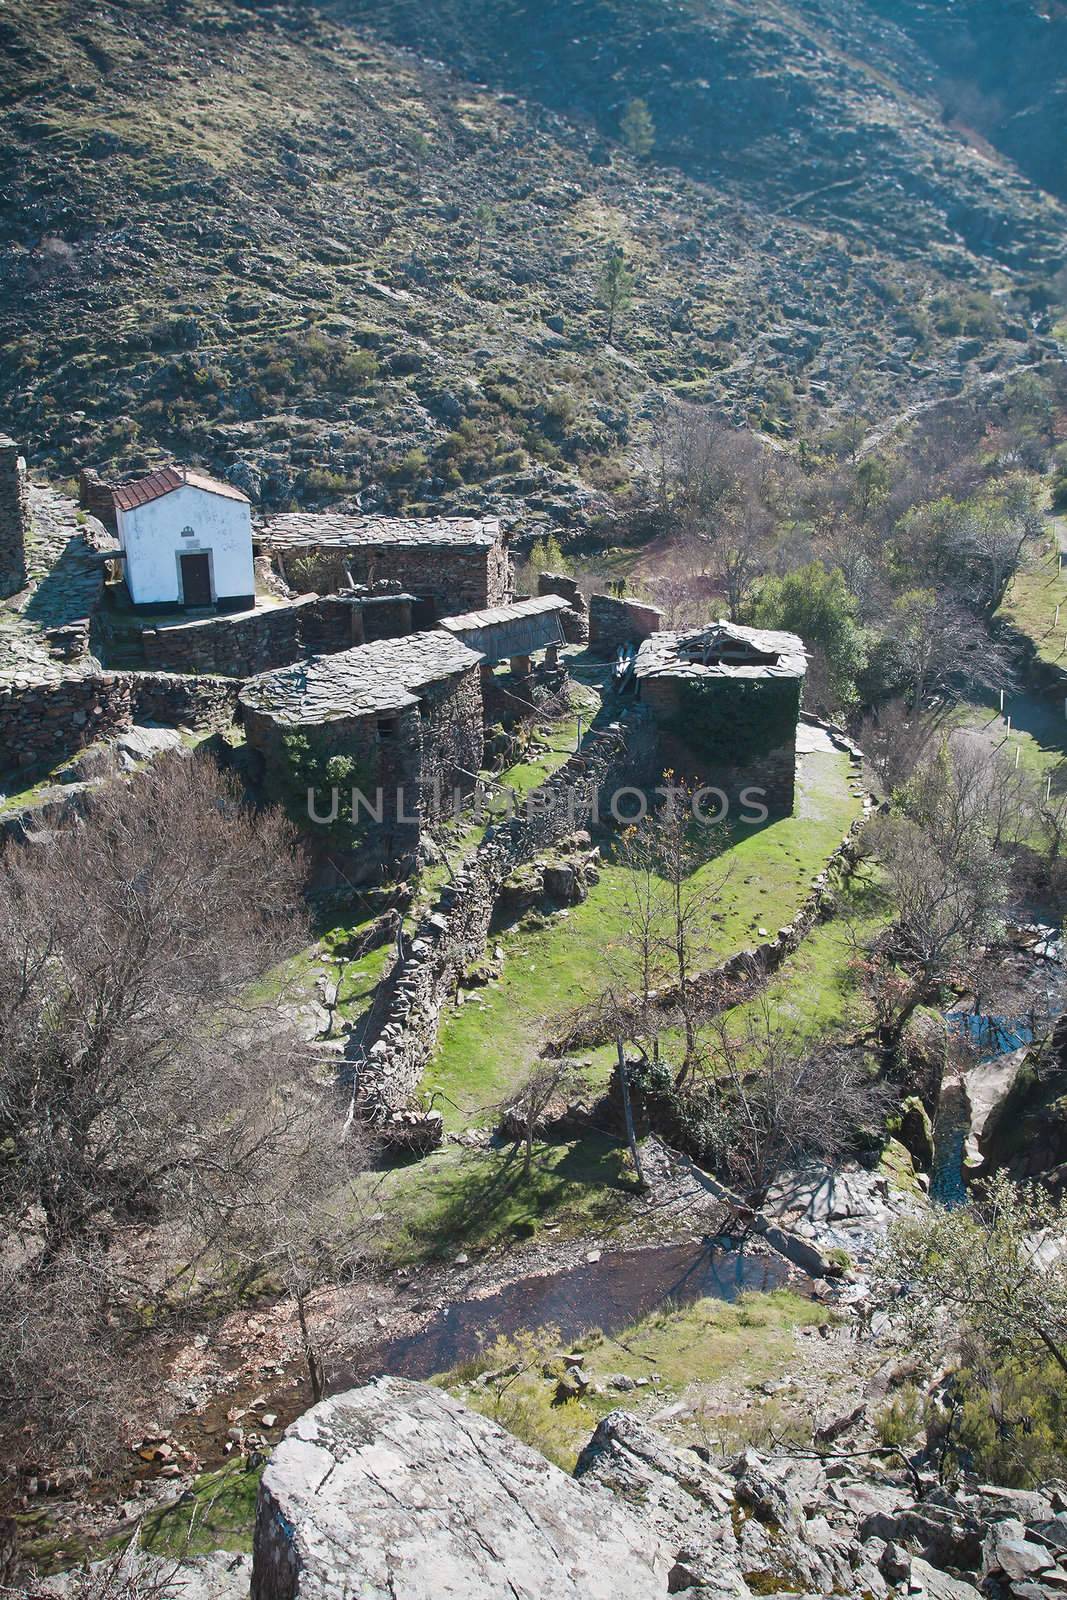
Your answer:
[633,620,807,812]
[257,512,510,624]
[238,630,485,851]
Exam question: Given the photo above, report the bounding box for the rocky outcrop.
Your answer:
[250,1376,667,1599]
[249,1380,1067,1600]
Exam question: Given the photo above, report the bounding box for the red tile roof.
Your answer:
[112,465,249,513]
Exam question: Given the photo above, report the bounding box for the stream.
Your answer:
[930,920,1064,1206]
[178,1239,799,1471]
[333,1238,797,1387]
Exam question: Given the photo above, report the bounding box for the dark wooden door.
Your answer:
[180,552,212,607]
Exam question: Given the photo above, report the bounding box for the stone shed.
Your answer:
[634,620,807,813]
[438,593,570,667]
[239,631,485,848]
[257,512,510,624]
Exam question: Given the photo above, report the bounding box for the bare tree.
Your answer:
[863,744,1011,1035]
[0,752,309,1257]
[641,779,732,1084]
[497,1058,589,1178]
[886,588,1014,711]
[696,1008,892,1202]
[0,754,376,1473]
[10,1543,182,1600]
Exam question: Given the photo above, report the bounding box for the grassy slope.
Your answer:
[444,1287,828,1471]
[374,1135,637,1265]
[999,526,1067,676]
[424,745,862,1127]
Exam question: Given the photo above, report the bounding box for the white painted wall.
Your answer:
[117,485,254,607]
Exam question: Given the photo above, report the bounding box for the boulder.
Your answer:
[251,1377,667,1599]
[908,1555,984,1598]
[981,1518,1057,1582]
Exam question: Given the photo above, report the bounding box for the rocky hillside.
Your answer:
[1,0,1063,530]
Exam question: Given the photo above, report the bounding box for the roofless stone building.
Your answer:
[634,620,807,813]
[257,512,510,625]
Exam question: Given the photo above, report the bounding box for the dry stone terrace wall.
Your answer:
[355,722,628,1116]
[0,669,238,784]
[137,590,417,675]
[0,671,133,779]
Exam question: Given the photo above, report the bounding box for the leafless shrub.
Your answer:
[0,753,373,1471]
[694,1009,892,1202]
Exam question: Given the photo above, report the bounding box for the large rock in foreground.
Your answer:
[251,1376,666,1599]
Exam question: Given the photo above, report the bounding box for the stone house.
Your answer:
[633,620,807,813]
[112,466,255,611]
[257,511,510,624]
[238,630,485,854]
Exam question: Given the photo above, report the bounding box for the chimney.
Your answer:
[0,434,28,599]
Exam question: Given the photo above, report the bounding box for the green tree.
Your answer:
[525,533,570,582]
[875,1173,1067,1380]
[619,97,655,158]
[406,130,430,190]
[748,562,868,710]
[851,456,890,523]
[598,245,634,344]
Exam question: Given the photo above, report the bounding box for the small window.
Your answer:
[376,717,397,740]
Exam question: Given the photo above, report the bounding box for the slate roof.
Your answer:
[112,465,250,513]
[258,511,502,551]
[239,631,484,724]
[438,594,569,633]
[635,620,807,683]
[437,593,568,664]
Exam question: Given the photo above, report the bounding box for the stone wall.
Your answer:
[589,593,663,655]
[354,720,628,1116]
[0,434,29,599]
[129,671,239,732]
[137,591,416,676]
[140,596,319,675]
[0,672,133,779]
[77,468,117,531]
[0,668,239,784]
[538,571,589,644]
[638,672,803,813]
[418,666,484,818]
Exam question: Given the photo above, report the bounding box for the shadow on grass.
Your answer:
[384,1134,633,1264]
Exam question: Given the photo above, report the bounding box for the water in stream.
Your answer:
[333,1239,795,1389]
